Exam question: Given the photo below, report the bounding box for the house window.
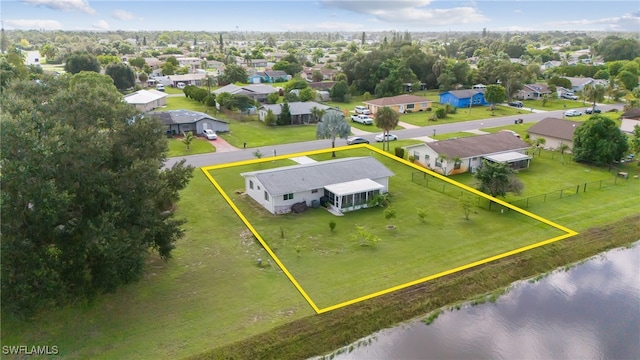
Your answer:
[311,189,318,193]
[249,180,254,190]
[425,154,430,160]
[407,103,415,109]
[264,191,269,201]
[413,151,420,161]
[421,102,427,108]
[454,160,462,169]
[284,193,294,200]
[435,158,442,167]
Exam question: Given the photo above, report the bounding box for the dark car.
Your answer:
[585,107,601,114]
[508,101,523,108]
[346,136,369,145]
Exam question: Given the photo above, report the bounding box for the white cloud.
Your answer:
[111,9,135,21]
[92,20,109,30]
[320,0,487,27]
[21,0,96,14]
[544,11,640,31]
[4,18,63,30]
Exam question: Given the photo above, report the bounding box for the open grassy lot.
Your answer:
[4,144,638,360]
[520,98,585,111]
[167,138,216,157]
[208,148,568,309]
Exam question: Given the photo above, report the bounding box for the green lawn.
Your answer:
[520,98,586,111]
[4,145,638,359]
[208,148,568,308]
[167,138,216,157]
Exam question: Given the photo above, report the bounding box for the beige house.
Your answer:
[363,94,432,115]
[620,108,640,134]
[404,132,532,175]
[123,89,167,112]
[527,117,581,151]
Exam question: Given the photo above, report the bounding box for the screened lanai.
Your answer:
[323,179,385,212]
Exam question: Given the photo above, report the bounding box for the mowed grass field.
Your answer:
[3,136,639,359]
[207,147,569,309]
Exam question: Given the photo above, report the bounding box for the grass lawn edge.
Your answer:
[188,213,640,360]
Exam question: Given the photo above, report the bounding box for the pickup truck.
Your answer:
[350,114,374,125]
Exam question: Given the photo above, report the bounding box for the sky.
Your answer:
[2,0,639,33]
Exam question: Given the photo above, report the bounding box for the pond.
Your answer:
[329,243,640,359]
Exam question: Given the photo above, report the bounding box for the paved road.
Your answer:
[165,103,623,169]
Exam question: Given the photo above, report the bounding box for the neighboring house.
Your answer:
[149,110,230,135]
[540,61,562,71]
[300,67,339,81]
[620,108,640,134]
[564,77,595,92]
[556,86,574,98]
[363,94,432,115]
[213,84,278,103]
[25,51,42,65]
[249,70,291,84]
[177,57,203,68]
[515,84,552,100]
[258,101,339,124]
[167,73,207,87]
[527,117,581,151]
[439,89,487,108]
[123,89,168,112]
[144,57,163,69]
[404,132,532,175]
[240,157,394,215]
[249,59,268,68]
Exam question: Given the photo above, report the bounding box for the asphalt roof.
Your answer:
[241,157,394,196]
[440,89,485,99]
[149,110,229,125]
[527,117,581,141]
[410,132,531,158]
[259,102,338,116]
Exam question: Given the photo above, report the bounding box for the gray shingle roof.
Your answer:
[149,110,228,125]
[241,157,394,196]
[441,89,485,99]
[527,117,581,141]
[426,132,531,158]
[259,102,338,116]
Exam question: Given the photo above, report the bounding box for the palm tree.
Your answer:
[374,106,400,152]
[583,84,605,113]
[558,142,570,164]
[310,106,326,124]
[534,137,546,155]
[316,111,351,157]
[182,131,195,150]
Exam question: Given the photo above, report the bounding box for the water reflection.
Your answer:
[332,244,640,360]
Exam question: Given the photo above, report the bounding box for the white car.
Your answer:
[354,106,370,115]
[176,82,186,90]
[375,133,398,142]
[203,129,217,140]
[564,110,582,117]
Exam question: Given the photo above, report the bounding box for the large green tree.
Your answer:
[105,62,136,90]
[330,80,349,102]
[316,110,350,157]
[64,52,101,74]
[572,115,629,165]
[583,84,605,112]
[219,63,247,84]
[484,84,506,112]
[0,74,194,316]
[374,106,400,152]
[474,160,524,198]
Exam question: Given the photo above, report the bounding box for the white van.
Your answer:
[156,84,165,92]
[354,106,370,115]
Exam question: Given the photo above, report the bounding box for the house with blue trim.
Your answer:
[249,70,291,84]
[439,89,487,108]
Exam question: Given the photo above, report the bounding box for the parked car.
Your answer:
[508,101,523,108]
[350,114,374,125]
[176,82,186,90]
[562,93,578,100]
[500,129,521,138]
[346,136,369,145]
[585,107,601,114]
[203,129,217,140]
[156,84,165,92]
[354,106,370,115]
[564,110,582,117]
[375,133,398,142]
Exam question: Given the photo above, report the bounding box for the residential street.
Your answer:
[164,103,624,169]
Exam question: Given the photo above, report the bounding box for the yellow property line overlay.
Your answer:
[202,144,578,314]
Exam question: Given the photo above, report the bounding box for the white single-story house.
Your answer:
[527,117,581,151]
[620,108,640,134]
[123,89,168,112]
[149,110,230,136]
[213,84,279,103]
[167,73,208,87]
[25,51,42,65]
[240,157,394,215]
[258,101,340,124]
[404,132,532,175]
